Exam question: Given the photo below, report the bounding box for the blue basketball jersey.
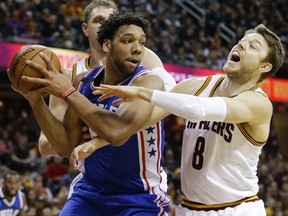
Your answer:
[0,188,24,216]
[77,65,167,195]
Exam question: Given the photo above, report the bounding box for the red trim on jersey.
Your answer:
[140,131,150,190]
[156,121,163,188]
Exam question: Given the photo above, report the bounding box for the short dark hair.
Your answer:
[97,11,151,46]
[245,24,285,82]
[4,170,19,180]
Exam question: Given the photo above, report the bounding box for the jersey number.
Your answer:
[192,136,205,170]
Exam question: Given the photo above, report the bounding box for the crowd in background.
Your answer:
[0,0,288,76]
[1,0,288,215]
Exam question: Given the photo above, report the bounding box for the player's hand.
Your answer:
[69,142,97,170]
[8,68,47,103]
[21,52,72,98]
[93,84,140,106]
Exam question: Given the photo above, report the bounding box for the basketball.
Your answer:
[8,45,61,92]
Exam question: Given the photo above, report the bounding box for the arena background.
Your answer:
[0,1,288,215]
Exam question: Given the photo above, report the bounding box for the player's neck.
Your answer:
[89,49,106,68]
[216,77,258,97]
[2,188,14,202]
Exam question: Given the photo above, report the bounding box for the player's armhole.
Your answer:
[71,63,77,84]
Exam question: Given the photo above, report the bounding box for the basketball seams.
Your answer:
[8,45,60,92]
[16,48,50,89]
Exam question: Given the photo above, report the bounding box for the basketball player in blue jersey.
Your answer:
[37,0,175,201]
[91,24,285,216]
[38,0,175,158]
[0,171,27,216]
[37,0,118,157]
[17,11,170,215]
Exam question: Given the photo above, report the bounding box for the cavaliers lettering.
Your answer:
[186,120,234,142]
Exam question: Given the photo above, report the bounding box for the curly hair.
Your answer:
[97,11,151,46]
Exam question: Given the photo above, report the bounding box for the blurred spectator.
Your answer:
[0,130,13,166]
[59,167,79,189]
[32,175,53,204]
[44,156,67,195]
[1,0,288,214]
[10,134,37,174]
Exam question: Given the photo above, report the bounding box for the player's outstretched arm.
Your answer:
[94,82,227,122]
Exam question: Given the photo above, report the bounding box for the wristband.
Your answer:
[61,87,76,100]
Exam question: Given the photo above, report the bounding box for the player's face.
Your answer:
[84,6,115,50]
[108,24,146,76]
[223,33,269,81]
[4,175,21,197]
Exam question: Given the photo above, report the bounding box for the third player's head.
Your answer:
[223,24,285,83]
[3,170,21,198]
[97,11,151,77]
[82,0,118,51]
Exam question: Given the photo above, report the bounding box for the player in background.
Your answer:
[90,24,285,216]
[38,0,118,157]
[39,0,175,158]
[16,11,171,215]
[0,170,27,216]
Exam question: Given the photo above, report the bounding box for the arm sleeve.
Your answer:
[151,90,227,122]
[150,67,176,91]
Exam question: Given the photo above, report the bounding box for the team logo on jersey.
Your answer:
[186,120,234,143]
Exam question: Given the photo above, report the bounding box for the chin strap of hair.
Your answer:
[151,90,227,122]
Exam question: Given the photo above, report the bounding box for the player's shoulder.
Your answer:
[172,76,212,94]
[132,69,164,89]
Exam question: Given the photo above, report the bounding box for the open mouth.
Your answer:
[230,51,240,62]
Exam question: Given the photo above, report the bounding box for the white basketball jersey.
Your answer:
[181,75,265,205]
[71,57,92,83]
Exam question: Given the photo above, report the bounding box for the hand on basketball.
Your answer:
[22,52,72,99]
[7,68,47,103]
[93,84,140,106]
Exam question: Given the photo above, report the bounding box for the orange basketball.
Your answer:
[8,45,61,92]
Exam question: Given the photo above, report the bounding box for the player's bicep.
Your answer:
[170,77,208,95]
[116,74,164,132]
[143,106,170,129]
[224,92,272,124]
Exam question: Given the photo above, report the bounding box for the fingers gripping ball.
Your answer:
[8,45,61,92]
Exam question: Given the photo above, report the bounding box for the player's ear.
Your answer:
[259,62,272,73]
[103,39,111,53]
[82,23,88,37]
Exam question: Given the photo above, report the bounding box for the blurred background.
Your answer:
[0,0,288,215]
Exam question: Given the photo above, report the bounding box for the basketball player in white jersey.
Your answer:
[38,0,175,158]
[90,24,285,216]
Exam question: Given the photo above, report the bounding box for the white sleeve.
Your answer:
[151,90,227,122]
[150,67,176,92]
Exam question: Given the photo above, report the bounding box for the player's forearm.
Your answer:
[88,137,110,149]
[30,98,70,152]
[38,132,59,157]
[137,87,154,102]
[150,90,227,122]
[65,91,138,145]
